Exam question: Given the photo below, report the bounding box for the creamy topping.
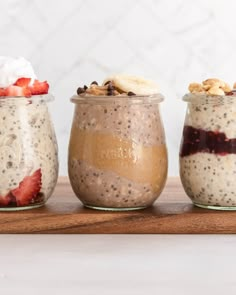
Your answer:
[0,56,37,87]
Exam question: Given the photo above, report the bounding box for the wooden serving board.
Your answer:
[0,177,235,234]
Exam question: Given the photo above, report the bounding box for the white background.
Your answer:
[1,0,236,176]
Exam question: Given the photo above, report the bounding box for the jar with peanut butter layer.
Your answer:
[68,75,168,211]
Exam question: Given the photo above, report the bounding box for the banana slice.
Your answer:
[103,74,159,95]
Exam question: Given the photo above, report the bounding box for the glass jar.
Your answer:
[68,94,168,211]
[0,95,59,211]
[180,93,236,210]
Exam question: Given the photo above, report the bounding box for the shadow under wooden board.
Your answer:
[0,177,235,234]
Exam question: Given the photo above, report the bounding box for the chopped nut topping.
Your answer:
[188,78,233,96]
[188,83,204,93]
[207,86,225,96]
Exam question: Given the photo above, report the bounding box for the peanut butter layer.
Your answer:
[69,129,168,191]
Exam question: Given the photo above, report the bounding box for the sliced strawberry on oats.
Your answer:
[11,169,42,206]
[14,77,31,87]
[29,80,49,95]
[0,88,7,96]
[0,78,49,97]
[0,192,14,206]
[6,85,31,97]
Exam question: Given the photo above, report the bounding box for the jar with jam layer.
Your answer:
[180,80,236,210]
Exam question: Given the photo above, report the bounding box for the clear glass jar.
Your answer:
[68,94,168,211]
[0,95,59,211]
[180,93,236,210]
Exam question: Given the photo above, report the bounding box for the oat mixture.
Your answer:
[69,76,167,210]
[180,78,236,208]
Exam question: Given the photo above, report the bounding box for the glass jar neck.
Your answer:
[0,94,54,106]
[183,93,235,105]
[70,93,164,105]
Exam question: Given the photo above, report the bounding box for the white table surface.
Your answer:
[0,235,236,294]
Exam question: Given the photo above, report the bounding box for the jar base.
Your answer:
[194,202,236,211]
[0,202,45,212]
[84,204,148,212]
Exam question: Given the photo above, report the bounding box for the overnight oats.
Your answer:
[180,78,236,210]
[68,74,168,211]
[0,56,58,210]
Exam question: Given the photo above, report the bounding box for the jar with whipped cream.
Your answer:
[0,56,58,210]
[180,78,236,210]
[68,75,168,211]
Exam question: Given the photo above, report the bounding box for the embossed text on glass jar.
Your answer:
[68,94,168,211]
[0,95,59,211]
[179,93,236,210]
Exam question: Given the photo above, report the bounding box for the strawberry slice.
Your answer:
[11,169,42,206]
[0,78,49,97]
[14,77,31,87]
[0,88,7,96]
[6,85,31,97]
[29,80,49,95]
[0,192,15,206]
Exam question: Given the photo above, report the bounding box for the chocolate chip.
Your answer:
[77,87,85,95]
[128,91,136,96]
[107,90,113,96]
[91,81,98,85]
[226,91,234,96]
[84,85,88,90]
[104,81,111,86]
[107,83,114,91]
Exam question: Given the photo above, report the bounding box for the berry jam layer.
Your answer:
[180,125,236,157]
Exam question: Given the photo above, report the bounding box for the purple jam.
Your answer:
[180,125,236,157]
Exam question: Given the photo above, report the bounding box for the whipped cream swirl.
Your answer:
[0,56,37,88]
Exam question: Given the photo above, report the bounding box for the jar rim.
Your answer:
[0,93,54,104]
[183,93,235,104]
[70,93,164,104]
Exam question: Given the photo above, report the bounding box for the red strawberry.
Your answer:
[6,85,31,97]
[11,169,42,206]
[0,78,49,98]
[30,80,49,95]
[0,88,7,96]
[0,192,14,206]
[14,77,31,87]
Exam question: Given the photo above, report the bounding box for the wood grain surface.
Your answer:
[0,177,235,234]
